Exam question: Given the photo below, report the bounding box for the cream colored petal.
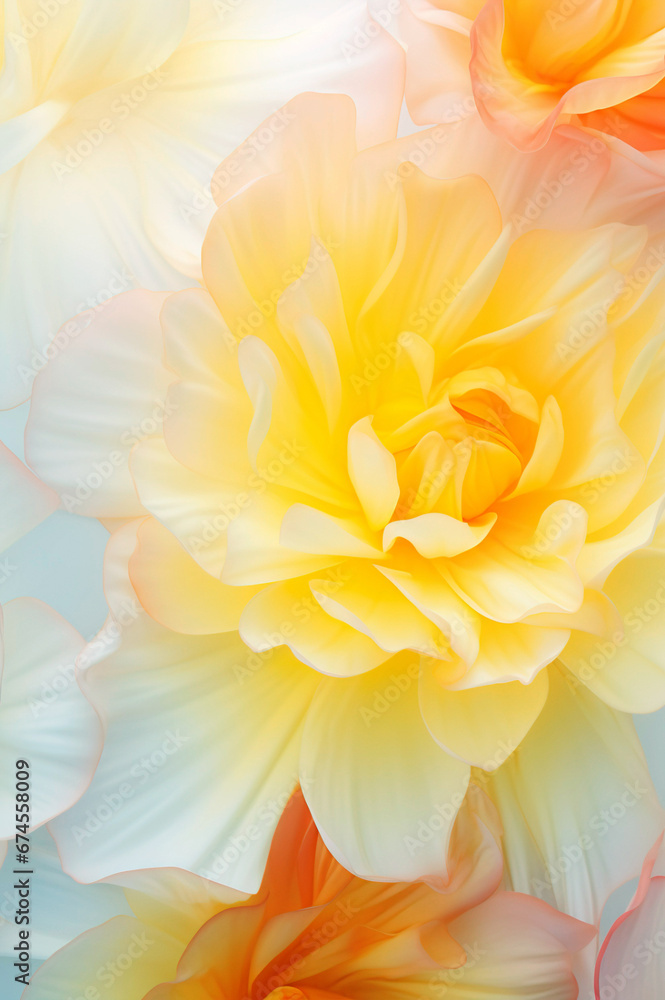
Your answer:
[280,504,383,559]
[223,492,344,586]
[378,563,481,665]
[300,657,470,881]
[239,574,392,677]
[23,916,182,1000]
[129,516,260,635]
[487,664,665,924]
[442,891,595,1000]
[310,561,448,658]
[347,417,400,531]
[131,436,231,579]
[443,501,586,623]
[420,663,549,768]
[560,550,665,713]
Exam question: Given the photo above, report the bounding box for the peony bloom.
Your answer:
[24,787,598,1000]
[594,831,665,999]
[0,0,403,408]
[378,0,665,155]
[25,93,665,891]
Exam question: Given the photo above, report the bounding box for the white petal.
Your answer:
[50,522,317,893]
[487,664,665,924]
[0,443,58,553]
[0,598,101,835]
[25,291,171,518]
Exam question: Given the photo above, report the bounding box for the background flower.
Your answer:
[24,787,598,1000]
[0,0,404,408]
[594,831,665,999]
[470,0,665,152]
[375,0,665,158]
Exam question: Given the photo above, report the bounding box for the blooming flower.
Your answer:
[378,0,665,155]
[24,786,597,1000]
[0,0,403,407]
[25,93,665,891]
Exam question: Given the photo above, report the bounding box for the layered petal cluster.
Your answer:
[0,0,404,407]
[34,517,662,902]
[25,92,665,889]
[28,92,665,742]
[380,0,665,155]
[25,787,597,1000]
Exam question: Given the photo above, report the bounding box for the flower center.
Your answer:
[379,367,539,524]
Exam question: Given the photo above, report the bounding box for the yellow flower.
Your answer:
[26,93,665,889]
